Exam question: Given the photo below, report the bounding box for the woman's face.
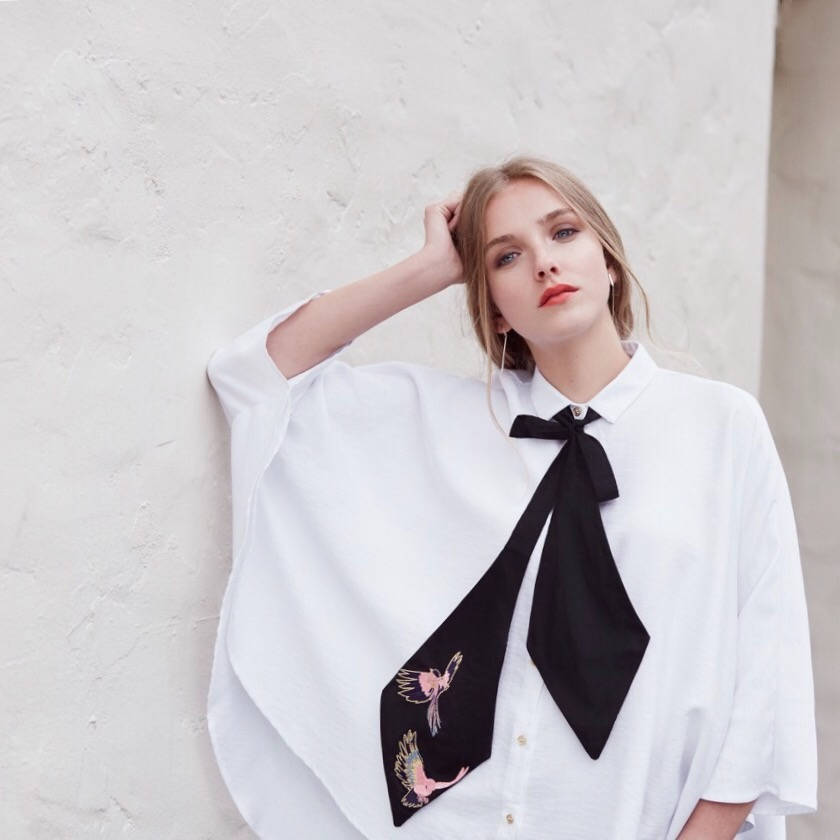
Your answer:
[483,177,613,352]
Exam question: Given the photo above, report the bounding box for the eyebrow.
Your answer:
[485,207,579,252]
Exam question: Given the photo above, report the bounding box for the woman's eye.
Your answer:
[494,228,577,268]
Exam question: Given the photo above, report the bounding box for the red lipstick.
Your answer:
[539,284,579,306]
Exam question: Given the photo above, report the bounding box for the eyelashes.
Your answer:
[494,228,578,268]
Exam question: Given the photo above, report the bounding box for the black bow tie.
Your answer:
[379,404,650,827]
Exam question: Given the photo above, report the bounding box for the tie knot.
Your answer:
[509,405,602,442]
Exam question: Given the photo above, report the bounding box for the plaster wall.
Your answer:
[1,1,812,838]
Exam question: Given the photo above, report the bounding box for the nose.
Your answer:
[535,248,560,278]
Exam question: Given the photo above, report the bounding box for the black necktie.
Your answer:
[379,405,650,827]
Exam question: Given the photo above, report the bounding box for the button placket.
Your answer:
[496,652,540,837]
[494,521,550,839]
[497,670,546,839]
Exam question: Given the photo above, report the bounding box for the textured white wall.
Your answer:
[0,1,791,837]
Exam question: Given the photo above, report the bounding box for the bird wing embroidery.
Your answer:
[394,729,470,809]
[443,651,463,686]
[395,730,430,808]
[395,651,463,736]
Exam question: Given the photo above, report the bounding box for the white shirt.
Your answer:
[206,288,818,840]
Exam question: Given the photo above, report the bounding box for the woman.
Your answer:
[206,156,817,839]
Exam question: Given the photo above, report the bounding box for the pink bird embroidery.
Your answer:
[395,651,463,736]
[394,729,469,809]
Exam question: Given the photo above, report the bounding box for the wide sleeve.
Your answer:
[206,287,352,426]
[205,287,363,564]
[699,398,818,819]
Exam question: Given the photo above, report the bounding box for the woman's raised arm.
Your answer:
[266,196,464,379]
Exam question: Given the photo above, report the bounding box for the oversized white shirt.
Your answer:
[206,288,818,840]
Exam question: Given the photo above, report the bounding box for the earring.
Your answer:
[500,329,509,374]
[608,272,616,321]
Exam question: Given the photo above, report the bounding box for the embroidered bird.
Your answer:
[395,651,463,736]
[394,729,469,809]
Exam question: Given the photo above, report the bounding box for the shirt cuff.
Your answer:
[206,288,352,425]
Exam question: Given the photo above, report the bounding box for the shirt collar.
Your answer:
[528,339,659,424]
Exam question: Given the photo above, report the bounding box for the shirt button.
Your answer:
[516,734,527,745]
[505,813,515,824]
[572,405,582,417]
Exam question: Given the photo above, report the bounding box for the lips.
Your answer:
[539,285,579,306]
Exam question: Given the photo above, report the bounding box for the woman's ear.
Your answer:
[491,298,510,334]
[494,315,511,334]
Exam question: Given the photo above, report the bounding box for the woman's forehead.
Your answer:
[484,188,584,241]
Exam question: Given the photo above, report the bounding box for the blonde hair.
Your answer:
[453,154,658,465]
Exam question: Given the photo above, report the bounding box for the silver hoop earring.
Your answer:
[500,329,509,374]
[608,273,616,321]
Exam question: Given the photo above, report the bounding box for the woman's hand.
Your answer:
[420,193,464,288]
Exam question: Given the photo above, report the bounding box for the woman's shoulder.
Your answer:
[652,364,766,434]
[342,357,484,385]
[655,364,761,405]
[337,356,495,397]
[297,356,494,426]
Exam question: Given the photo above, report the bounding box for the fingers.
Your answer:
[425,193,463,230]
[422,193,465,259]
[440,190,461,210]
[443,192,463,231]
